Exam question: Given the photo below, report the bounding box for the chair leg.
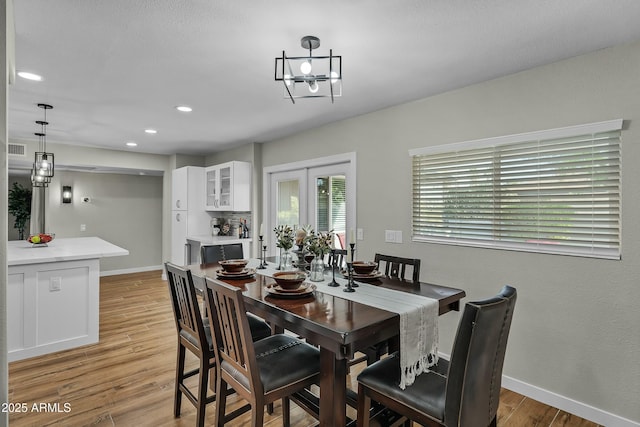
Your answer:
[251,402,264,427]
[195,356,209,427]
[282,396,290,427]
[215,377,228,427]
[489,415,497,427]
[174,344,186,417]
[357,384,372,427]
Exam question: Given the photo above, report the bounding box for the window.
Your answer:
[410,120,622,259]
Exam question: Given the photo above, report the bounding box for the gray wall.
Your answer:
[260,41,640,422]
[45,171,163,272]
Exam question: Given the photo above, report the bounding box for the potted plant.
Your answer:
[8,182,32,240]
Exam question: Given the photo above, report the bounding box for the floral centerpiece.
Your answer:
[274,225,294,270]
[307,230,334,281]
[307,230,334,257]
[274,225,294,251]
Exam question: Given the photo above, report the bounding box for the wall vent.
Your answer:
[8,143,27,157]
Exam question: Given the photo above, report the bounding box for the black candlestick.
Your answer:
[348,242,358,287]
[257,236,266,269]
[328,248,339,287]
[261,246,268,269]
[344,261,355,292]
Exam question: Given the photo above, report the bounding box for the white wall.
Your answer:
[260,41,640,423]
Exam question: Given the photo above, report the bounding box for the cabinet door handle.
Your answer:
[175,213,181,222]
[176,200,181,209]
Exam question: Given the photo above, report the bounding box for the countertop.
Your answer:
[186,235,252,244]
[8,237,129,266]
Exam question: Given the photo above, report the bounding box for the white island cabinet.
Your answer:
[7,237,128,362]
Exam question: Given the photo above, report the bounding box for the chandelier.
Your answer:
[274,36,342,104]
[31,103,54,187]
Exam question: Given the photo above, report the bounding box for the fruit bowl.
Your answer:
[352,261,377,275]
[272,271,307,290]
[27,233,55,246]
[219,259,248,273]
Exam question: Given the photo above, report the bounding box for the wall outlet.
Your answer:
[49,277,62,292]
[385,230,403,243]
[80,224,86,231]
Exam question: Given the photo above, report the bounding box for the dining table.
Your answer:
[188,259,465,427]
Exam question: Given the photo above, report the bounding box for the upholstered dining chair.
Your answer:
[374,253,421,284]
[356,285,517,427]
[164,263,272,427]
[201,243,245,264]
[204,277,321,427]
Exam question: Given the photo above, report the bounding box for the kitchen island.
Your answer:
[7,237,129,362]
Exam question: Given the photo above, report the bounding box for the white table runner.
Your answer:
[248,259,438,389]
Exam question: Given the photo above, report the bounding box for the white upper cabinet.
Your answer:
[205,161,251,211]
[172,166,205,210]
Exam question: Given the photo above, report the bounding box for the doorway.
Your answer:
[263,153,356,254]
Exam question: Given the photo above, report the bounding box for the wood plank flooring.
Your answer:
[8,270,601,427]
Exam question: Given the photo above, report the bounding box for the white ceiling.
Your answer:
[9,0,640,157]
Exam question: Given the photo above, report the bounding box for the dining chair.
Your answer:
[204,277,321,427]
[165,262,217,427]
[356,285,517,427]
[201,244,225,264]
[374,253,421,283]
[327,248,347,270]
[165,263,272,427]
[221,243,244,260]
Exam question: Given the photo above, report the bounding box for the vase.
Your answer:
[280,249,294,271]
[309,255,325,282]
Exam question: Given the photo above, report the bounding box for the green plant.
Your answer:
[274,225,294,251]
[8,182,32,240]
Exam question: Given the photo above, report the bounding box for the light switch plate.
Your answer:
[50,277,62,292]
[385,230,395,243]
[357,228,364,240]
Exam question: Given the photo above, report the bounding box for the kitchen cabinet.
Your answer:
[205,161,251,211]
[171,166,211,264]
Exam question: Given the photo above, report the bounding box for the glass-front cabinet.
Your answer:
[205,161,251,211]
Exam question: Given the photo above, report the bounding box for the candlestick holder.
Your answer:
[328,248,340,287]
[344,261,355,293]
[348,242,358,287]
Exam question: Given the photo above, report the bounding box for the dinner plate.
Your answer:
[216,268,256,280]
[265,283,316,298]
[340,270,384,281]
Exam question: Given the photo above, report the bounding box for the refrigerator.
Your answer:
[171,166,211,265]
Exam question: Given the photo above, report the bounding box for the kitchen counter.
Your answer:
[8,236,129,266]
[7,237,128,361]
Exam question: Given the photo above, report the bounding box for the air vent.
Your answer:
[8,143,27,157]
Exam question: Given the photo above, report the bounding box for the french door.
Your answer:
[264,153,356,255]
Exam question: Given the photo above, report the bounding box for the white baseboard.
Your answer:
[100,265,163,277]
[501,376,639,427]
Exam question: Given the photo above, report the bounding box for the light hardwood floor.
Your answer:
[8,270,601,426]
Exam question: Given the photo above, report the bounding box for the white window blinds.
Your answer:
[410,120,622,259]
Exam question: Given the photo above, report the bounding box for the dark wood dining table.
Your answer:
[188,261,465,427]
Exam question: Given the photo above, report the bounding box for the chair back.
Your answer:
[222,243,244,260]
[328,249,347,269]
[205,278,264,396]
[444,285,517,427]
[165,262,208,352]
[201,244,225,264]
[374,253,421,283]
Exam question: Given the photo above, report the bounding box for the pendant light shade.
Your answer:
[31,103,54,187]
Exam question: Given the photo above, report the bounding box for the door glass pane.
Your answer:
[277,179,300,226]
[315,175,346,248]
[220,166,231,207]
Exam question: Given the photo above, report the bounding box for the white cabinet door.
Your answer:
[171,211,188,265]
[205,161,251,211]
[173,166,205,211]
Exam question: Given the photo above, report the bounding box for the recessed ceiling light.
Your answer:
[17,71,43,81]
[144,129,157,134]
[126,141,138,147]
[175,105,192,113]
